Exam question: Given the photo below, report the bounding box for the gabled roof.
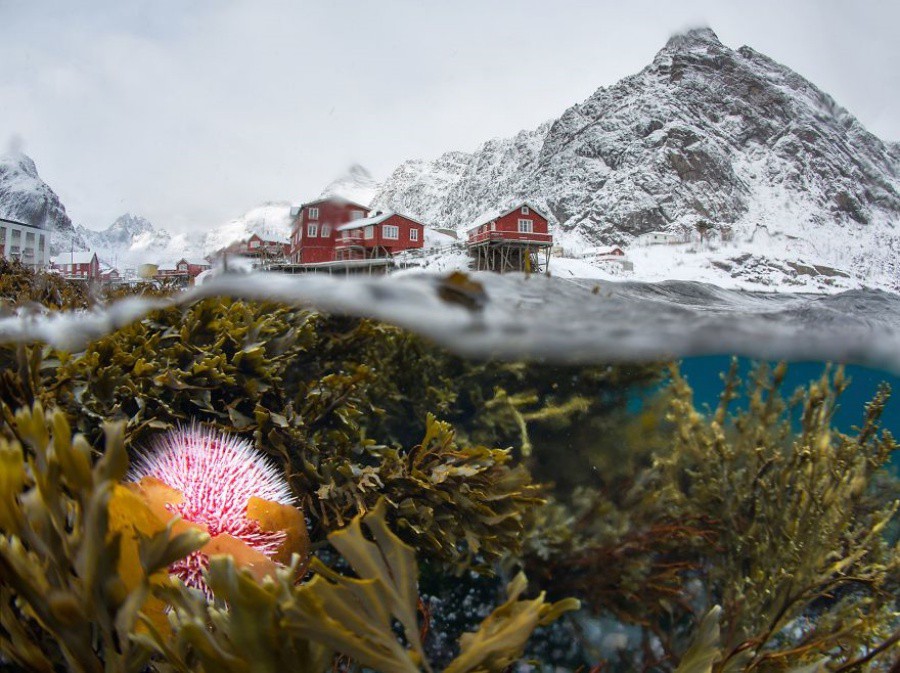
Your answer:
[467,202,549,232]
[298,196,370,211]
[52,251,97,265]
[337,211,429,232]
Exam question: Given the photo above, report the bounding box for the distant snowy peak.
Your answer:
[79,213,166,250]
[201,201,294,254]
[319,164,377,207]
[0,151,76,254]
[373,123,552,228]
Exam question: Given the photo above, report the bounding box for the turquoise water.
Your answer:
[681,356,900,471]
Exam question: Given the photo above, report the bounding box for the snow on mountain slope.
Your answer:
[200,201,294,254]
[372,27,900,291]
[319,164,377,206]
[0,151,80,255]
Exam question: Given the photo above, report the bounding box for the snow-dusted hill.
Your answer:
[0,151,79,255]
[373,28,900,291]
[319,164,377,206]
[200,201,294,254]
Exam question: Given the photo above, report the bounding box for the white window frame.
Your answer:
[364,225,374,240]
[518,219,533,234]
[409,228,418,241]
[521,206,530,214]
[308,207,319,220]
[321,224,332,237]
[250,239,260,248]
[490,222,496,231]
[307,223,318,238]
[383,224,399,240]
[351,211,365,220]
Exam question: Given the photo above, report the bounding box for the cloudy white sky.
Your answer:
[1,0,898,233]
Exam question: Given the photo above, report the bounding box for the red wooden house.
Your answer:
[334,212,425,261]
[466,203,552,246]
[466,203,553,273]
[175,258,212,278]
[52,251,100,280]
[290,197,369,264]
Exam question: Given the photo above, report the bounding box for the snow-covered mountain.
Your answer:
[200,201,294,253]
[373,27,900,290]
[0,151,79,255]
[319,164,377,206]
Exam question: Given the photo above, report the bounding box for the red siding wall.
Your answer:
[466,205,551,245]
[335,214,425,256]
[368,214,425,252]
[291,199,369,263]
[494,206,549,235]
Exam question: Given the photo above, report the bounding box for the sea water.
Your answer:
[1,270,898,671]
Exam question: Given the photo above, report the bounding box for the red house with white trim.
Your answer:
[335,212,425,261]
[466,203,553,273]
[290,197,369,264]
[466,203,552,246]
[51,251,101,280]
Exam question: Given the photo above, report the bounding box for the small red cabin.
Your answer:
[466,203,552,246]
[52,251,100,280]
[466,203,553,274]
[334,212,425,261]
[175,258,212,278]
[290,197,370,264]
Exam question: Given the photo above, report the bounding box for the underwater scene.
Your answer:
[0,259,898,672]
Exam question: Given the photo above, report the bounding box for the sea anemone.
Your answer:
[127,425,307,596]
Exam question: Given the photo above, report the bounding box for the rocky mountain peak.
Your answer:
[373,28,900,290]
[320,164,377,206]
[107,213,155,237]
[0,151,76,254]
[661,26,725,53]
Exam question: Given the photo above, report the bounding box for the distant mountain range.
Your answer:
[2,27,898,290]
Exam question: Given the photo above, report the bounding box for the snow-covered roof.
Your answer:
[336,211,429,232]
[52,251,97,265]
[585,246,625,256]
[337,212,391,231]
[176,257,210,266]
[467,202,549,232]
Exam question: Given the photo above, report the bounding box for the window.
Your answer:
[364,225,374,240]
[521,206,530,214]
[250,239,259,248]
[383,224,399,240]
[410,228,418,241]
[351,211,365,220]
[490,222,496,231]
[308,207,319,220]
[307,223,318,237]
[321,224,332,237]
[518,219,533,233]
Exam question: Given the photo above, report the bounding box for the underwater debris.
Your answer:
[128,425,308,596]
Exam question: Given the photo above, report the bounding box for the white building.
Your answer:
[635,230,683,246]
[0,217,51,270]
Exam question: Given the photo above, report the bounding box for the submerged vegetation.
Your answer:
[0,264,898,671]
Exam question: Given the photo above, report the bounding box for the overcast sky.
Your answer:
[1,0,898,233]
